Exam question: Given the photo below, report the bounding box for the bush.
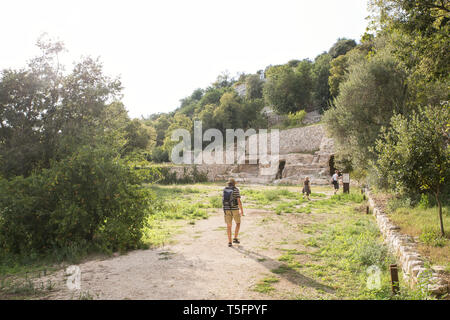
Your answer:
[354,237,390,268]
[419,227,446,247]
[154,165,208,184]
[417,194,430,209]
[0,146,155,256]
[149,146,169,163]
[286,110,306,127]
[387,196,413,213]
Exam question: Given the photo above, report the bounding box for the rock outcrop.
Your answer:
[166,124,335,185]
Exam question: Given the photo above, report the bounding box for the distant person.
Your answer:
[331,170,340,195]
[302,177,311,200]
[222,178,244,247]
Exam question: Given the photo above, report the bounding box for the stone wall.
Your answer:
[164,124,335,185]
[366,191,449,296]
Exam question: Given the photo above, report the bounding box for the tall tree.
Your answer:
[263,61,313,114]
[245,74,264,100]
[374,104,450,236]
[0,37,122,177]
[328,38,357,58]
[323,49,408,171]
[312,53,332,112]
[369,0,450,80]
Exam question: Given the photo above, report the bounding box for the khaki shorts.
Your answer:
[224,209,241,225]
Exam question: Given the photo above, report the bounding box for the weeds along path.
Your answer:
[33,184,388,300]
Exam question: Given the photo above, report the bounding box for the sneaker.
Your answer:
[228,242,232,247]
[233,238,240,244]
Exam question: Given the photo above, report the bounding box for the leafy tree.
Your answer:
[145,113,171,146]
[0,37,159,258]
[149,146,169,163]
[328,38,357,58]
[328,39,375,99]
[369,0,449,80]
[241,98,267,129]
[311,53,332,112]
[328,54,349,98]
[163,113,193,158]
[374,104,450,236]
[178,88,203,117]
[0,69,48,177]
[104,101,130,131]
[0,38,122,177]
[213,92,243,131]
[287,59,301,68]
[197,87,228,108]
[323,50,408,171]
[295,60,314,110]
[245,74,264,100]
[124,119,156,154]
[263,62,312,114]
[0,145,156,254]
[198,103,219,130]
[213,71,234,88]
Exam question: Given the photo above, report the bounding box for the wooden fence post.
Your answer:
[390,264,400,294]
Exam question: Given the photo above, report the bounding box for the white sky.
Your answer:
[1,0,370,118]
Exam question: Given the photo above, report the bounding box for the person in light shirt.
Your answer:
[331,170,340,195]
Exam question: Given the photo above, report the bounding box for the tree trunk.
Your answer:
[435,192,445,237]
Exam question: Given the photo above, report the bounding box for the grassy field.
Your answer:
[142,184,214,247]
[143,183,432,299]
[371,190,450,273]
[1,182,440,300]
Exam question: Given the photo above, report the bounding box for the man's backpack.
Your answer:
[223,186,237,208]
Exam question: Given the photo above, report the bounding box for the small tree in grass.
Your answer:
[374,103,450,236]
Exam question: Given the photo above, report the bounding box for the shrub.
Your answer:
[353,237,390,268]
[153,165,208,184]
[417,194,430,209]
[419,227,446,247]
[287,110,307,126]
[149,146,169,163]
[0,146,155,256]
[387,196,412,213]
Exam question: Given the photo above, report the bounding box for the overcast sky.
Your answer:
[1,0,370,118]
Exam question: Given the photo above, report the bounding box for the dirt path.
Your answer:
[39,193,336,300]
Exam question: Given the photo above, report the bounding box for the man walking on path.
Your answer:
[331,170,340,195]
[222,178,244,247]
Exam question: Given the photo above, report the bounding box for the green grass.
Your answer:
[241,188,301,207]
[209,196,222,208]
[0,274,55,299]
[388,203,450,269]
[296,202,432,299]
[271,265,295,274]
[260,190,432,300]
[253,276,280,294]
[2,182,438,300]
[143,184,215,247]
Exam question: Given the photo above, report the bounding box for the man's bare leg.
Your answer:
[234,223,240,240]
[227,224,232,244]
